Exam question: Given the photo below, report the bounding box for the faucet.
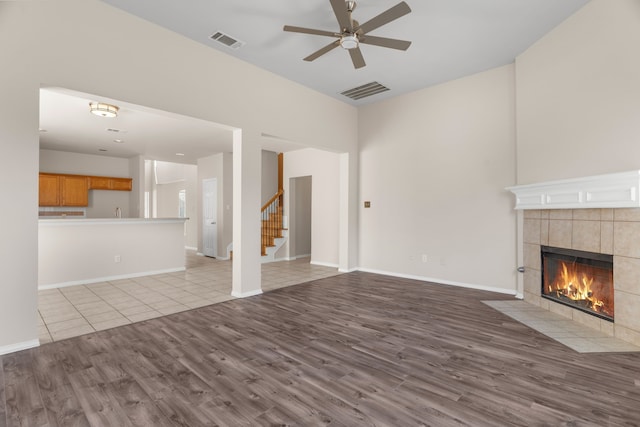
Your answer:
[115,207,122,218]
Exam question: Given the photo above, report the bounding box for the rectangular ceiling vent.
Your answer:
[340,81,390,100]
[210,31,245,50]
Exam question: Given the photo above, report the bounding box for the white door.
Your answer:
[203,178,217,257]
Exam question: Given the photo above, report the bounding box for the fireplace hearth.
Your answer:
[541,246,614,322]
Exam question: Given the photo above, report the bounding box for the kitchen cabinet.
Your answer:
[39,173,131,206]
[39,173,88,207]
[39,174,60,206]
[88,176,132,191]
[61,175,89,206]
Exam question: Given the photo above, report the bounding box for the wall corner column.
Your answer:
[232,129,262,297]
[339,151,359,272]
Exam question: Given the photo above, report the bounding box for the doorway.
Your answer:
[289,176,312,259]
[202,178,218,257]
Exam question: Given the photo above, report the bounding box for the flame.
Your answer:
[548,261,605,312]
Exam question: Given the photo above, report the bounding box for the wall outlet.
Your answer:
[422,254,428,263]
[114,255,121,263]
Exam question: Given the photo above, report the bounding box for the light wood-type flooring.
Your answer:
[3,272,640,426]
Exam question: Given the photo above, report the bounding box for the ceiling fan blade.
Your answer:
[283,25,338,38]
[359,35,411,51]
[349,47,366,69]
[330,0,353,32]
[356,1,411,34]
[304,40,341,62]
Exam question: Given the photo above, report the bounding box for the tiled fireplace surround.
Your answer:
[523,208,640,347]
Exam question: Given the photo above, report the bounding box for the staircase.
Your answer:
[261,189,286,262]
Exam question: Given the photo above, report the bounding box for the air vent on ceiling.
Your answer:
[340,81,390,100]
[210,31,245,50]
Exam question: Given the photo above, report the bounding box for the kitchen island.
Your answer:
[39,218,188,289]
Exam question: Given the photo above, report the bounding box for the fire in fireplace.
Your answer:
[541,246,614,321]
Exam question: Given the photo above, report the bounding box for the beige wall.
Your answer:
[0,0,357,352]
[516,0,640,184]
[282,149,341,266]
[358,65,517,293]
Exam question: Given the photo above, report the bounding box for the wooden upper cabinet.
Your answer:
[88,176,132,191]
[60,175,88,206]
[40,173,132,206]
[110,178,132,191]
[39,174,61,206]
[88,176,111,190]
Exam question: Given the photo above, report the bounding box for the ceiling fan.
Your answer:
[283,0,412,69]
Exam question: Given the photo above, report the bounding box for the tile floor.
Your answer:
[484,300,640,353]
[38,251,341,343]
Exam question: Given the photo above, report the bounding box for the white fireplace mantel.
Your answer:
[506,170,640,210]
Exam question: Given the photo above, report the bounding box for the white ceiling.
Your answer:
[101,0,590,105]
[41,1,590,164]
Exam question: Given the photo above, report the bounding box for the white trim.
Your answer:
[506,170,640,210]
[39,217,188,226]
[0,339,39,355]
[338,267,358,273]
[292,253,311,259]
[310,260,339,269]
[215,256,230,261]
[185,246,197,251]
[196,252,205,256]
[231,289,263,298]
[515,292,524,299]
[38,267,186,290]
[357,268,517,296]
[273,254,311,262]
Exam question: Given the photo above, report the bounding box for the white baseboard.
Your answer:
[196,252,205,256]
[0,338,39,355]
[356,267,517,296]
[273,254,310,262]
[215,256,230,261]
[339,267,359,273]
[38,267,186,290]
[310,260,339,269]
[185,246,197,251]
[231,289,263,298]
[292,253,311,259]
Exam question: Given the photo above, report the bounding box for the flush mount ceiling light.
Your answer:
[89,102,119,118]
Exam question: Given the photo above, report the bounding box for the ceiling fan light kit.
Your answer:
[89,102,119,118]
[283,0,412,69]
[340,34,359,49]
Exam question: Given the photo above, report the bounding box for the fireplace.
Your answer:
[541,246,614,322]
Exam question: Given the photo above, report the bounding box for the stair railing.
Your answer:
[261,189,284,252]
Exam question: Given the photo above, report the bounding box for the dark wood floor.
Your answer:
[2,272,640,426]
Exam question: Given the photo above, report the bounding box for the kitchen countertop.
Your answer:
[39,217,188,225]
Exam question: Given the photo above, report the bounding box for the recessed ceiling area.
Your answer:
[99,0,590,105]
[39,88,235,164]
[39,88,307,164]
